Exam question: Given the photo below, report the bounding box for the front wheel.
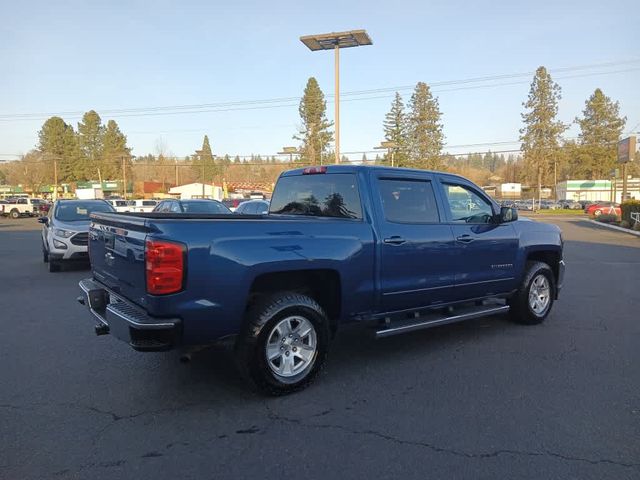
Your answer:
[235,292,330,396]
[48,260,61,273]
[509,261,555,325]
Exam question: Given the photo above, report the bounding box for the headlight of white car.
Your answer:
[54,228,75,238]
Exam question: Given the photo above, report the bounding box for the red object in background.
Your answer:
[586,203,621,217]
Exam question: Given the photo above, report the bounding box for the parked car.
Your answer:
[235,199,270,215]
[40,199,115,272]
[586,202,621,217]
[221,198,244,212]
[558,200,581,210]
[78,165,564,395]
[106,199,135,213]
[129,199,159,212]
[1,197,45,218]
[152,199,231,214]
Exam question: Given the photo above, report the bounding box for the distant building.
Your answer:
[556,179,640,203]
[500,183,522,198]
[168,183,223,200]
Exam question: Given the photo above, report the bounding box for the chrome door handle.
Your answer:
[456,234,475,243]
[383,236,406,245]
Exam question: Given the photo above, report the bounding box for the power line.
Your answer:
[0,59,638,121]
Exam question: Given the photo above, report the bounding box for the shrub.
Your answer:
[634,222,640,232]
[621,200,640,224]
[620,220,631,229]
[596,214,619,224]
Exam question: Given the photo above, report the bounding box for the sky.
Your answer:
[1,0,639,161]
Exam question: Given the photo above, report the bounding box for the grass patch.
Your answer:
[523,209,585,216]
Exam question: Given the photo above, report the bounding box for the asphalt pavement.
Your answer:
[1,215,639,479]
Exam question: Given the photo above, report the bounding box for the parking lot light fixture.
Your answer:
[300,30,373,165]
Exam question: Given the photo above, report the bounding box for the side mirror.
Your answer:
[38,216,49,224]
[499,206,518,223]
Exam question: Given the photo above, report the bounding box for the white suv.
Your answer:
[40,199,115,272]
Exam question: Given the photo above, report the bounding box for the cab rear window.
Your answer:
[269,173,362,219]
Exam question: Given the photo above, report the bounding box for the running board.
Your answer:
[375,305,510,339]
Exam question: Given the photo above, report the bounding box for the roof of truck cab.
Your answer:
[280,164,468,182]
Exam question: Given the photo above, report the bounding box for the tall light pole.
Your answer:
[374,141,397,167]
[278,146,299,163]
[195,149,205,198]
[300,30,373,165]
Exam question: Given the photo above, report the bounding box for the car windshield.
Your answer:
[55,201,114,221]
[181,201,231,214]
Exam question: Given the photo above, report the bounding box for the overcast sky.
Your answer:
[1,0,639,160]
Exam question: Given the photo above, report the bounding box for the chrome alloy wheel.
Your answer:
[265,316,317,378]
[528,274,551,315]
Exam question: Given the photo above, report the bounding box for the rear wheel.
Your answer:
[594,209,602,216]
[10,209,20,219]
[235,292,330,396]
[509,261,555,325]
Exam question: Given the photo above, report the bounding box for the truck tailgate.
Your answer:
[89,213,150,307]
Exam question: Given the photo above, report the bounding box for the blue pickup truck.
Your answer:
[78,165,564,394]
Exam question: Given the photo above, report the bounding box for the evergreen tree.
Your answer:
[295,77,334,165]
[194,135,219,184]
[102,120,131,180]
[519,67,567,189]
[77,110,105,180]
[37,116,81,182]
[383,92,408,166]
[574,88,626,179]
[406,82,444,169]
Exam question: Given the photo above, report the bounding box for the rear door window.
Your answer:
[378,179,440,223]
[270,173,362,219]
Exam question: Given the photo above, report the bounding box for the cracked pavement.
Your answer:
[1,216,639,479]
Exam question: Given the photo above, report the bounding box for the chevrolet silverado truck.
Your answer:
[78,165,565,395]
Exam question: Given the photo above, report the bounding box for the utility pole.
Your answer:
[334,45,340,164]
[53,157,58,201]
[175,159,179,187]
[122,156,127,199]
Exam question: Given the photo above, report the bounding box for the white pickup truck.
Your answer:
[1,198,46,218]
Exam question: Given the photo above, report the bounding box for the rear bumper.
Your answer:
[78,278,181,351]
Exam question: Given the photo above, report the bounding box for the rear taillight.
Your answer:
[145,239,185,295]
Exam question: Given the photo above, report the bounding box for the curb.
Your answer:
[588,219,640,238]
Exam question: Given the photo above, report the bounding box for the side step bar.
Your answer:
[375,304,510,339]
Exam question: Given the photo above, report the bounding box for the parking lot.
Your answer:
[1,215,639,479]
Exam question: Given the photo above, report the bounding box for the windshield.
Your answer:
[55,201,114,221]
[182,201,231,214]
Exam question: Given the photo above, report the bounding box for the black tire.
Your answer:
[509,261,555,325]
[42,244,49,263]
[235,292,330,396]
[48,260,61,273]
[10,209,20,219]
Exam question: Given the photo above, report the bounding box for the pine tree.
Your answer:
[77,110,105,180]
[102,120,131,180]
[406,82,444,169]
[295,77,334,165]
[37,116,81,182]
[519,67,566,189]
[574,88,626,179]
[194,135,220,184]
[383,92,408,166]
